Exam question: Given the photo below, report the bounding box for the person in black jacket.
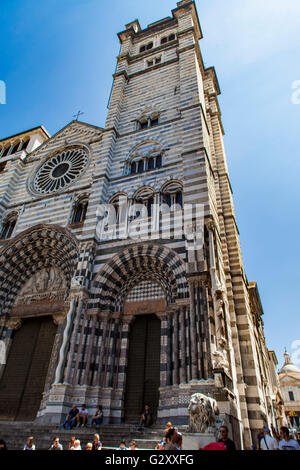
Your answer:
[217,425,236,450]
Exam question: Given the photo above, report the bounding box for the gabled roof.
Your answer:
[0,125,50,144]
[25,120,104,160]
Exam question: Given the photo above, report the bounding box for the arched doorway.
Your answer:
[124,314,161,423]
[0,316,57,421]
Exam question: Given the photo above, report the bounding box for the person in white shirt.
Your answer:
[260,427,278,450]
[76,404,89,427]
[279,426,300,451]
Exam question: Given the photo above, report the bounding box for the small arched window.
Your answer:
[156,154,162,168]
[0,216,17,240]
[140,42,153,53]
[137,160,144,173]
[161,183,183,210]
[161,34,176,45]
[130,161,137,174]
[148,157,155,170]
[132,187,155,219]
[71,199,88,224]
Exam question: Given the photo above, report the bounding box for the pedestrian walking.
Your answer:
[259,428,278,450]
[279,426,300,450]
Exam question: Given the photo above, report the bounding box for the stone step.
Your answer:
[0,421,189,450]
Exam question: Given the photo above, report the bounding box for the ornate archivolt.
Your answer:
[0,224,79,317]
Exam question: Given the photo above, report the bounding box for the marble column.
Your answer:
[172,309,179,385]
[179,307,187,383]
[158,313,168,387]
[189,282,199,379]
[54,299,76,384]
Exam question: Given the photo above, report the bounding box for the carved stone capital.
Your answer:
[7,317,23,330]
[52,313,66,326]
[205,218,216,233]
[156,312,169,321]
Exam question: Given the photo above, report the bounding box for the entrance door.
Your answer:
[0,316,56,421]
[124,314,161,423]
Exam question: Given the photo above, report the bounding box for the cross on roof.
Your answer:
[73,110,84,121]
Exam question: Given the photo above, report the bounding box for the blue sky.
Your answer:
[1,0,300,369]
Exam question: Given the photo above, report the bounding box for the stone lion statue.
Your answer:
[188,393,219,433]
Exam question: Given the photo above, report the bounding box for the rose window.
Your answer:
[31,147,89,195]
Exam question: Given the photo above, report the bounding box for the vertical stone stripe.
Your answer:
[108,318,119,387]
[172,310,179,385]
[202,285,212,378]
[97,318,109,387]
[117,319,130,390]
[64,299,82,384]
[72,307,87,385]
[194,284,203,378]
[104,319,114,388]
[54,299,75,384]
[189,284,198,379]
[179,307,187,383]
[167,314,172,386]
[82,315,96,385]
[185,306,191,382]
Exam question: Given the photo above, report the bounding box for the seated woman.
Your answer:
[91,405,104,427]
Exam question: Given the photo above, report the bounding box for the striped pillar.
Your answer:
[104,318,114,388]
[96,316,110,387]
[167,314,173,386]
[200,280,213,378]
[72,304,88,385]
[189,282,198,379]
[108,315,120,388]
[81,314,97,385]
[185,306,191,382]
[172,309,179,385]
[158,313,168,387]
[179,307,187,383]
[54,299,76,384]
[116,317,131,390]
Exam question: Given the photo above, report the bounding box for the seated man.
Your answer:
[139,404,153,428]
[76,404,89,427]
[62,404,79,430]
[91,405,104,427]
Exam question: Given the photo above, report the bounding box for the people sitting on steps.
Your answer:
[62,404,79,430]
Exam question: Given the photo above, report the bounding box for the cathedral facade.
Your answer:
[0,1,279,449]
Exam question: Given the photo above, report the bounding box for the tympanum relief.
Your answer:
[15,267,67,305]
